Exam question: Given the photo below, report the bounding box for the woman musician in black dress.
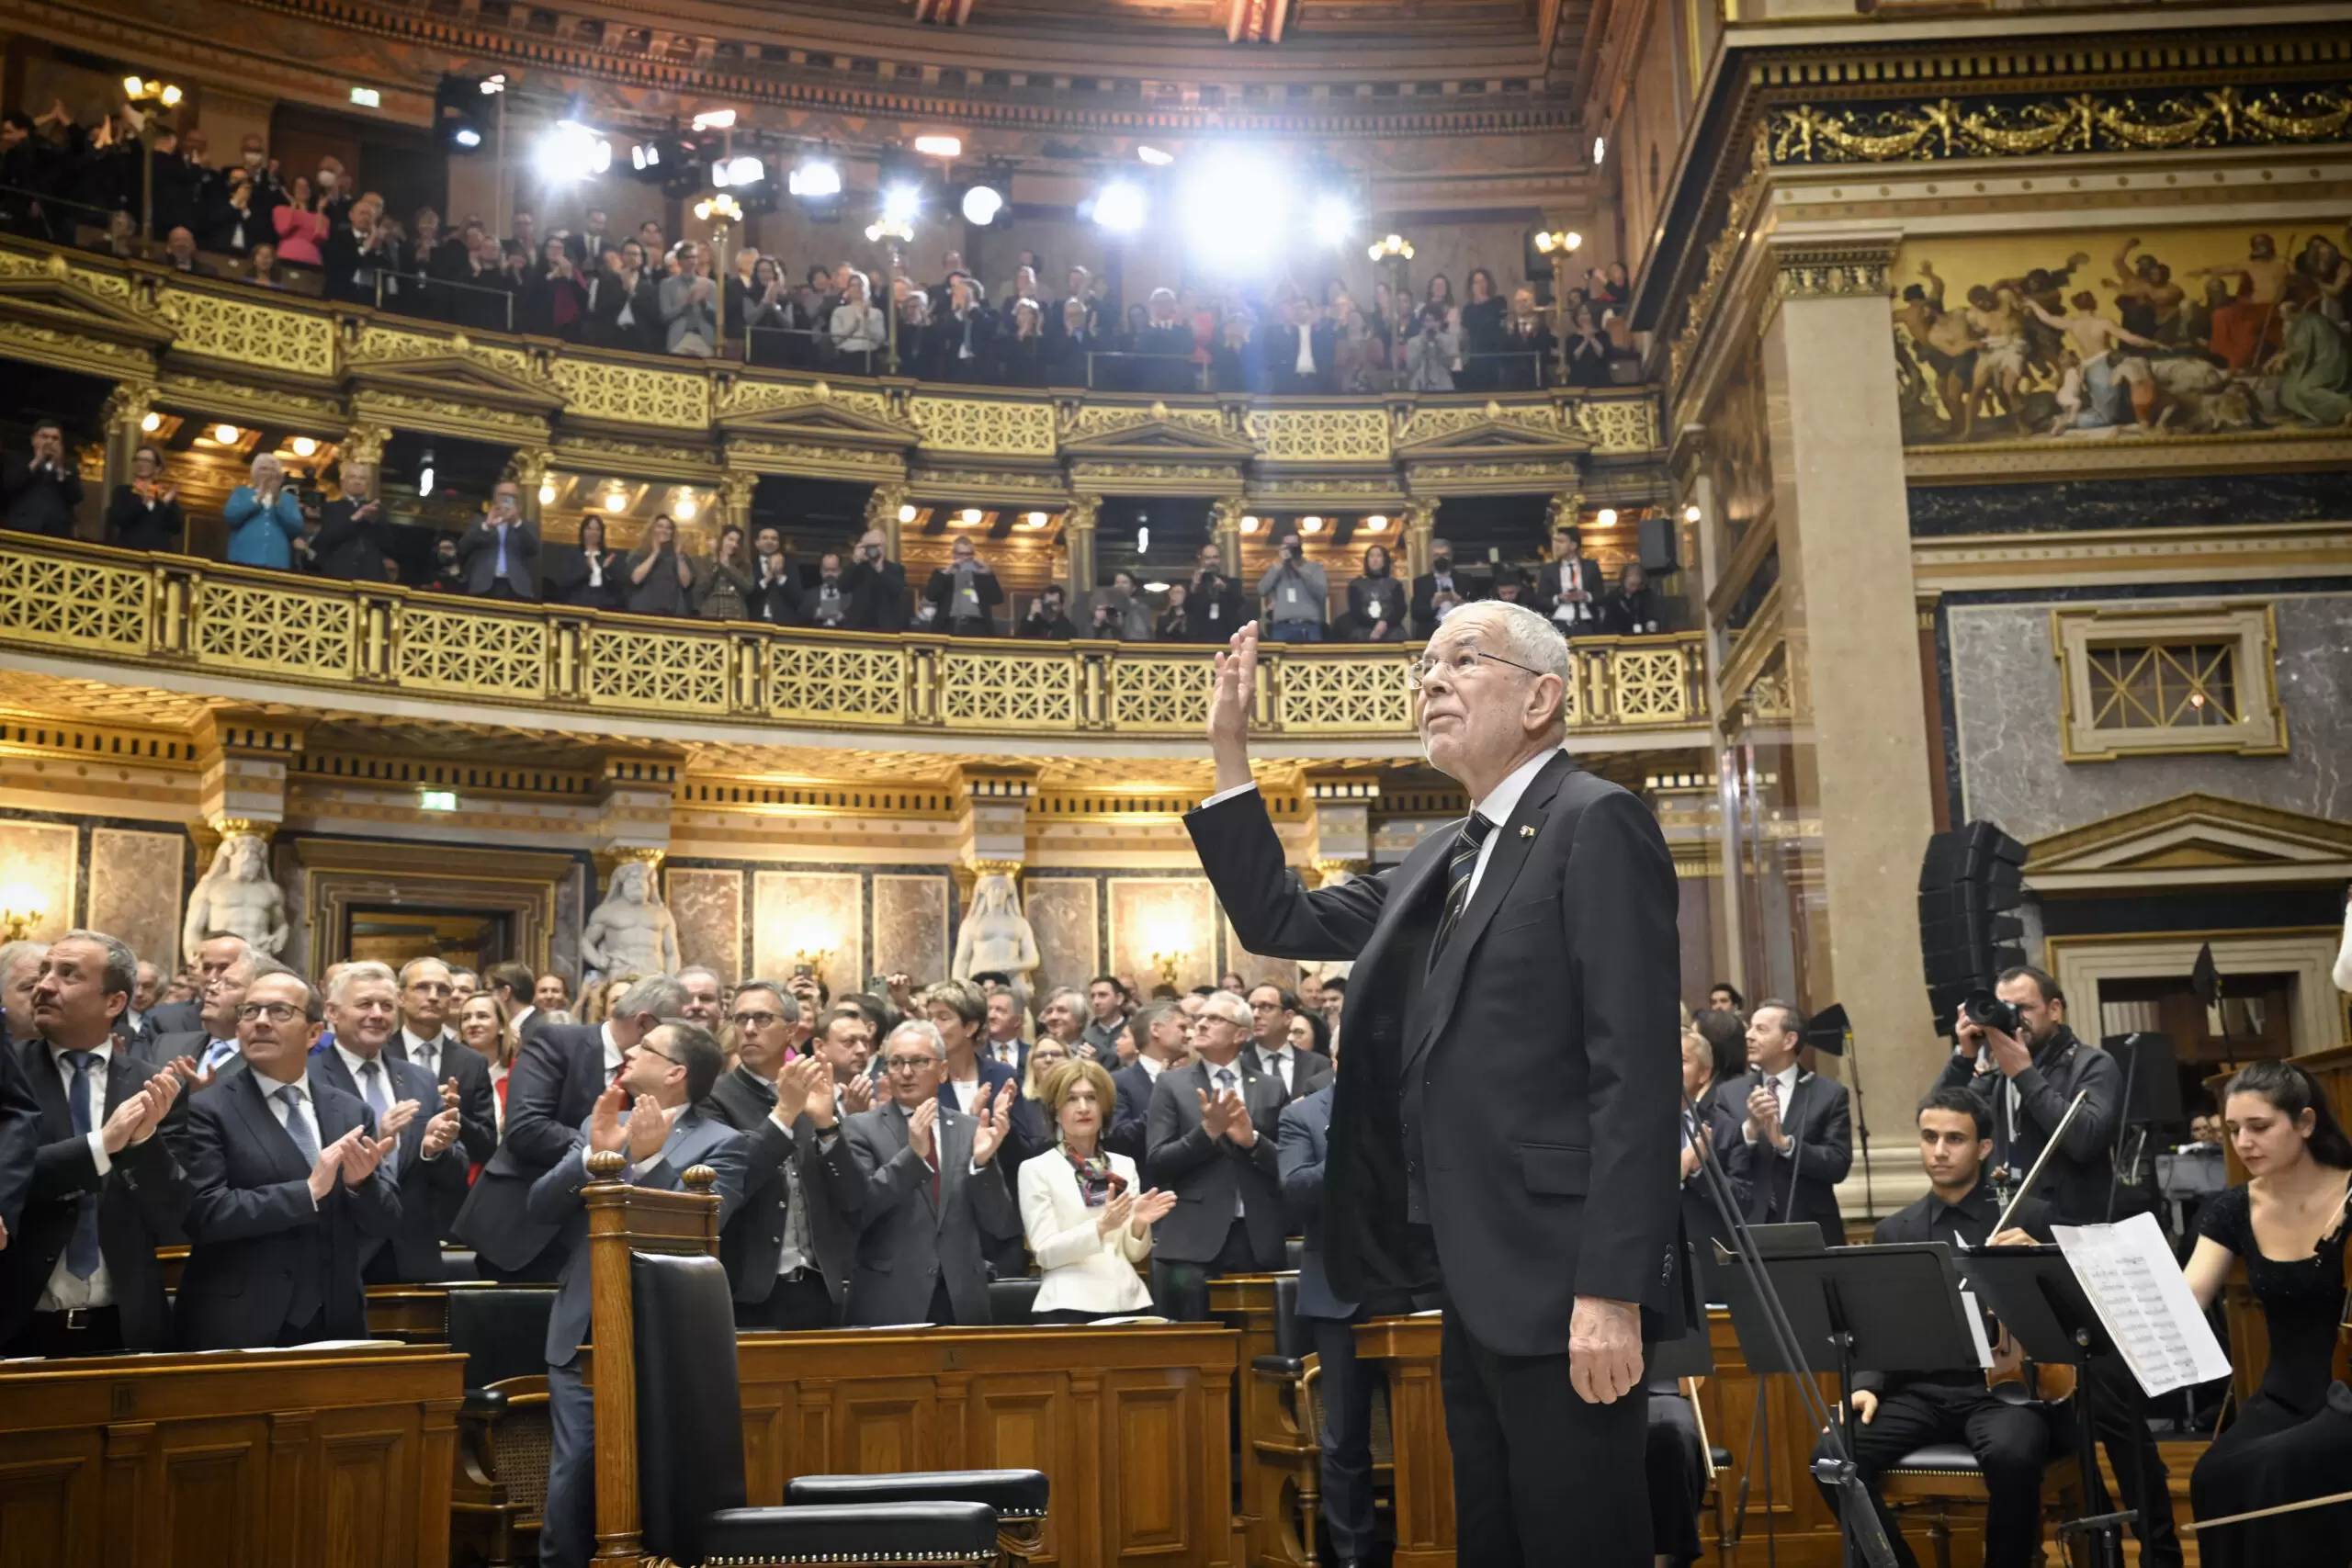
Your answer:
[2179,1059,2352,1568]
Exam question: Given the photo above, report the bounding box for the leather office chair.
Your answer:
[1876,1442,2085,1568]
[786,1472,1050,1563]
[631,1249,1004,1566]
[986,1275,1042,1326]
[447,1286,558,1568]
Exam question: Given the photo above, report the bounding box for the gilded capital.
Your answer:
[1063,492,1102,535]
[1770,239,1898,301]
[1210,495,1250,533]
[864,481,910,531]
[506,445,553,487]
[1545,491,1587,533]
[341,423,393,469]
[102,382,155,436]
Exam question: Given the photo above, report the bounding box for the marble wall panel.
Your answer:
[0,820,78,943]
[1951,592,2352,843]
[1107,877,1216,995]
[88,829,185,971]
[666,867,743,985]
[1023,878,1099,1001]
[752,871,864,1001]
[873,875,949,986]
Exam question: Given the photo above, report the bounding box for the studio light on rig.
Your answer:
[434,73,493,152]
[865,184,921,243]
[912,133,963,158]
[1179,152,1287,268]
[1136,144,1174,166]
[538,119,612,183]
[691,107,738,130]
[959,182,1005,226]
[1089,180,1147,233]
[788,157,842,197]
[1309,193,1356,250]
[711,153,765,189]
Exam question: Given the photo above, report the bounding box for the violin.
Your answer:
[1979,1089,2094,1407]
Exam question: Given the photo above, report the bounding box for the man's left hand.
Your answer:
[626,1097,677,1165]
[1568,1296,1643,1404]
[970,1081,1016,1168]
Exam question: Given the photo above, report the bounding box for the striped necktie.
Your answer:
[1429,812,1496,965]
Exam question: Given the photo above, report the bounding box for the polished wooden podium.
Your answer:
[0,1342,465,1568]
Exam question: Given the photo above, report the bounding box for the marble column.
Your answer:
[1759,234,1939,1095]
[1400,498,1439,585]
[1303,776,1374,886]
[193,709,305,835]
[593,750,677,865]
[1063,493,1101,606]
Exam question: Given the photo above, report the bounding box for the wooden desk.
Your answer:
[710,1324,1238,1568]
[0,1342,465,1568]
[1353,1316,1451,1568]
[1209,1273,1289,1567]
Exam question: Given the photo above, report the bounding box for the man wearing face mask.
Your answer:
[232,136,285,228]
[1413,537,1482,635]
[922,537,1001,637]
[457,480,539,601]
[5,420,84,538]
[842,527,908,631]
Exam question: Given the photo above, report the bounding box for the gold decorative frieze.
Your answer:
[1771,242,1895,301]
[1245,408,1392,464]
[153,284,334,376]
[550,355,711,428]
[1767,83,2352,167]
[909,395,1058,456]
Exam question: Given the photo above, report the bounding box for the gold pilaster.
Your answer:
[1063,492,1102,605]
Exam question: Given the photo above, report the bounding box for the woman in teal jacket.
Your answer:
[222,453,304,569]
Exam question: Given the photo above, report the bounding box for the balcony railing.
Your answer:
[0,537,1710,744]
[0,236,1661,467]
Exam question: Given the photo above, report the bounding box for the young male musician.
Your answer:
[1812,1088,2059,1568]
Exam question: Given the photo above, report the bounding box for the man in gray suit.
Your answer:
[814,1019,1019,1326]
[529,1019,746,1568]
[1281,1077,1381,1568]
[1145,987,1288,1321]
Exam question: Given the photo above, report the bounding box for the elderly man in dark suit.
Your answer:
[0,931,189,1357]
[816,1019,1020,1326]
[529,1020,746,1568]
[311,961,465,1283]
[389,955,498,1166]
[1187,606,1682,1567]
[701,981,840,1330]
[456,479,540,601]
[455,972,687,1280]
[3,420,85,537]
[1144,987,1288,1322]
[312,463,393,581]
[177,967,401,1348]
[145,931,248,1039]
[1280,1075,1385,1568]
[1718,999,1851,1247]
[1108,1000,1190,1162]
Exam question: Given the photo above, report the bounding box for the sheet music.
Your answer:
[2052,1212,2231,1396]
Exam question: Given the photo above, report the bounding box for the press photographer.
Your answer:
[1254,527,1327,643]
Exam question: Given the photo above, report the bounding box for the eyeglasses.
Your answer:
[633,1043,681,1066]
[882,1055,939,1075]
[1405,646,1547,691]
[237,1001,302,1023]
[731,1010,783,1030]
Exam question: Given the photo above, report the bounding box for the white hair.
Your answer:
[1432,600,1570,729]
[1196,990,1251,1030]
[327,959,398,1003]
[885,1019,945,1060]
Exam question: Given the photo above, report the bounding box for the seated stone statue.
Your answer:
[181,832,289,965]
[581,860,684,983]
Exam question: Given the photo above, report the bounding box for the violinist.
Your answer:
[1815,1089,2056,1568]
[107,443,183,553]
[2177,1060,2352,1568]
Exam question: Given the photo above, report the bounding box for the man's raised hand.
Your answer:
[1207,620,1259,790]
[971,1081,1017,1168]
[626,1096,676,1165]
[586,1082,628,1155]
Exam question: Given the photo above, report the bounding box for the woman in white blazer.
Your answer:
[1018,1058,1176,1323]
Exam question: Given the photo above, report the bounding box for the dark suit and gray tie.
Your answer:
[1279,1083,1382,1568]
[1144,996,1288,1322]
[818,1093,1020,1326]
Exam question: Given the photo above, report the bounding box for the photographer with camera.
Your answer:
[1936,964,2184,1568]
[843,528,909,632]
[1018,586,1079,640]
[1402,299,1460,392]
[922,536,1002,637]
[1255,527,1328,644]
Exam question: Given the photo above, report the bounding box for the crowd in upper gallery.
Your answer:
[2,413,1671,640]
[0,102,1643,393]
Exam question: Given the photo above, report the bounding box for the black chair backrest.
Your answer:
[1269,1273,1311,1360]
[631,1251,749,1564]
[1283,1235,1306,1272]
[987,1275,1041,1326]
[445,1286,558,1390]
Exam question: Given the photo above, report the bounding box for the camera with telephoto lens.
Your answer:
[1962,989,2021,1037]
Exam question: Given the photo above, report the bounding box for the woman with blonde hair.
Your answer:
[1022,1034,1072,1103]
[457,990,521,1138]
[1018,1058,1175,1323]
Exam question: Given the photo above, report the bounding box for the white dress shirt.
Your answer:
[601,1021,625,1079]
[38,1042,119,1311]
[1255,1041,1300,1094]
[399,1025,445,1082]
[946,1074,982,1113]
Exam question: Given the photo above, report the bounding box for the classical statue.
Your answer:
[181,832,290,966]
[952,873,1041,1010]
[580,860,683,982]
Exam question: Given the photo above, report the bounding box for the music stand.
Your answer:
[2100,1032,2185,1222]
[1955,1245,2137,1566]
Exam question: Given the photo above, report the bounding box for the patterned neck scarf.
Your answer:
[1064,1143,1116,1209]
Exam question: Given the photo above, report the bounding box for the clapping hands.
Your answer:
[1196,1084,1256,1147]
[970,1081,1018,1168]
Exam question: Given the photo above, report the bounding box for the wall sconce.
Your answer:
[0,886,45,941]
[1149,929,1188,988]
[1366,232,1415,262]
[792,921,834,975]
[1532,228,1583,257]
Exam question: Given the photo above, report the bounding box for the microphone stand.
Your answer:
[1684,1088,1899,1568]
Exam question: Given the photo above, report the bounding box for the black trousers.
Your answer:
[1817,1382,2052,1568]
[1306,1314,1378,1562]
[734,1271,836,1331]
[3,1305,125,1359]
[1645,1387,1706,1568]
[2086,1351,2183,1565]
[1441,1303,1652,1568]
[1150,1219,1260,1323]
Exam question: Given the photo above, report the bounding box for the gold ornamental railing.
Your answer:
[0,537,1709,743]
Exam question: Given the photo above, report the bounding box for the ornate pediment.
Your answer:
[342,352,568,416]
[0,265,176,347]
[2024,793,2352,891]
[1058,414,1257,461]
[717,392,920,448]
[1393,407,1592,461]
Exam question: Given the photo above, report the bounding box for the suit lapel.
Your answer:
[1404,751,1575,1078]
[22,1041,71,1134]
[232,1068,314,1183]
[1351,829,1453,982]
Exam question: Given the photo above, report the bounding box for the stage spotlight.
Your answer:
[692,108,738,130]
[960,184,1005,226]
[1091,181,1147,232]
[539,120,612,183]
[434,74,492,153]
[913,133,963,158]
[712,154,765,188]
[1179,153,1287,267]
[789,158,842,197]
[1309,193,1354,248]
[882,185,922,224]
[1136,144,1174,166]
[630,141,660,173]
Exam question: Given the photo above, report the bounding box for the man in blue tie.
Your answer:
[313,961,465,1283]
[0,931,189,1357]
[457,479,540,601]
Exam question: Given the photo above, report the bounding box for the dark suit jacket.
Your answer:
[819,1099,1020,1326]
[453,1022,605,1271]
[0,1040,190,1350]
[1932,1026,2120,1226]
[3,454,85,537]
[385,1030,498,1167]
[842,557,910,632]
[1533,557,1606,627]
[455,519,541,600]
[1107,1061,1161,1163]
[1144,1055,1288,1269]
[309,1049,466,1282]
[1716,1068,1852,1245]
[1278,1086,1357,1321]
[528,1108,748,1367]
[1263,321,1339,393]
[178,1067,400,1348]
[701,1065,804,1304]
[1187,750,1683,1357]
[1411,569,1486,634]
[0,1037,39,1243]
[106,485,184,553]
[313,497,393,581]
[1252,1043,1333,1100]
[145,999,204,1038]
